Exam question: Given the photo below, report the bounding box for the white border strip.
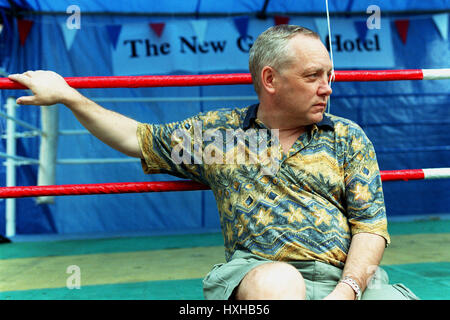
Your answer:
[423,168,450,180]
[422,68,450,80]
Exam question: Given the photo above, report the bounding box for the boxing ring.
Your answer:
[1,70,450,216]
[1,69,450,300]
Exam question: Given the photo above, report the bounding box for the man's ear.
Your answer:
[260,66,277,95]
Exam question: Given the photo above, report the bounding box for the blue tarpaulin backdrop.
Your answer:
[0,0,449,237]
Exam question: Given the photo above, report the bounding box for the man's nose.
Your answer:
[318,79,333,96]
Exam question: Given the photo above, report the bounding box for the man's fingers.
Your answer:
[9,74,37,104]
[9,70,69,106]
[16,95,37,105]
[8,73,33,89]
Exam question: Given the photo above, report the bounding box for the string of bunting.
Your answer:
[5,13,448,49]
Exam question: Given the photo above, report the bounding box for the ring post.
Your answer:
[5,97,17,237]
[37,105,59,204]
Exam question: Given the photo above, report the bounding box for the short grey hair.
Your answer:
[249,25,320,95]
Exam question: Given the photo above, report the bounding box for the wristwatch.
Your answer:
[340,276,362,300]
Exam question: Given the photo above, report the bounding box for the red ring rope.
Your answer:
[380,169,425,181]
[334,69,423,81]
[0,74,252,89]
[0,169,448,199]
[0,69,442,89]
[0,180,210,198]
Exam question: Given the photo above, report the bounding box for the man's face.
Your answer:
[272,34,333,127]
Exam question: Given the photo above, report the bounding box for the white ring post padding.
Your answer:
[422,68,450,80]
[423,168,450,180]
[5,97,16,238]
[37,105,59,204]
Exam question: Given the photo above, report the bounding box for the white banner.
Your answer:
[315,18,395,68]
[112,17,395,75]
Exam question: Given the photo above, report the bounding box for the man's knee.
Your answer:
[235,262,306,300]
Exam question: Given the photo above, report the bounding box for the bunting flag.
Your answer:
[394,19,410,44]
[0,24,3,36]
[274,15,290,26]
[106,25,122,49]
[354,20,368,40]
[432,13,448,40]
[233,16,249,37]
[190,19,208,43]
[60,23,78,50]
[17,19,34,46]
[150,23,165,38]
[314,18,328,39]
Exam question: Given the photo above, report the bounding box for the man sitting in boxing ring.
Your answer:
[8,25,418,300]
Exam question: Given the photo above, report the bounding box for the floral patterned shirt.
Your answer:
[137,104,390,268]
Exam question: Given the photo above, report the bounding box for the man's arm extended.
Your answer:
[324,232,386,300]
[9,70,142,158]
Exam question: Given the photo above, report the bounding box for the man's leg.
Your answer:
[235,262,306,300]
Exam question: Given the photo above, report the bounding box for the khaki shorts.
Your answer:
[203,250,419,300]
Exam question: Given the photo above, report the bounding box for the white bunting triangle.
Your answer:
[314,18,329,41]
[432,13,448,40]
[190,20,208,44]
[60,22,78,50]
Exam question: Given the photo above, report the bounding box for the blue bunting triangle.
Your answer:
[233,16,249,37]
[354,20,368,41]
[106,25,122,49]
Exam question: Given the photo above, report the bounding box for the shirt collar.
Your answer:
[242,103,259,129]
[242,103,334,131]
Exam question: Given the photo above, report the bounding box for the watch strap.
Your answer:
[340,276,361,300]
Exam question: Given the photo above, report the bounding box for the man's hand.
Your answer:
[9,70,142,158]
[322,233,386,300]
[8,70,80,106]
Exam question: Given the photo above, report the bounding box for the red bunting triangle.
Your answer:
[18,19,34,46]
[274,16,290,26]
[394,19,410,44]
[150,23,165,38]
